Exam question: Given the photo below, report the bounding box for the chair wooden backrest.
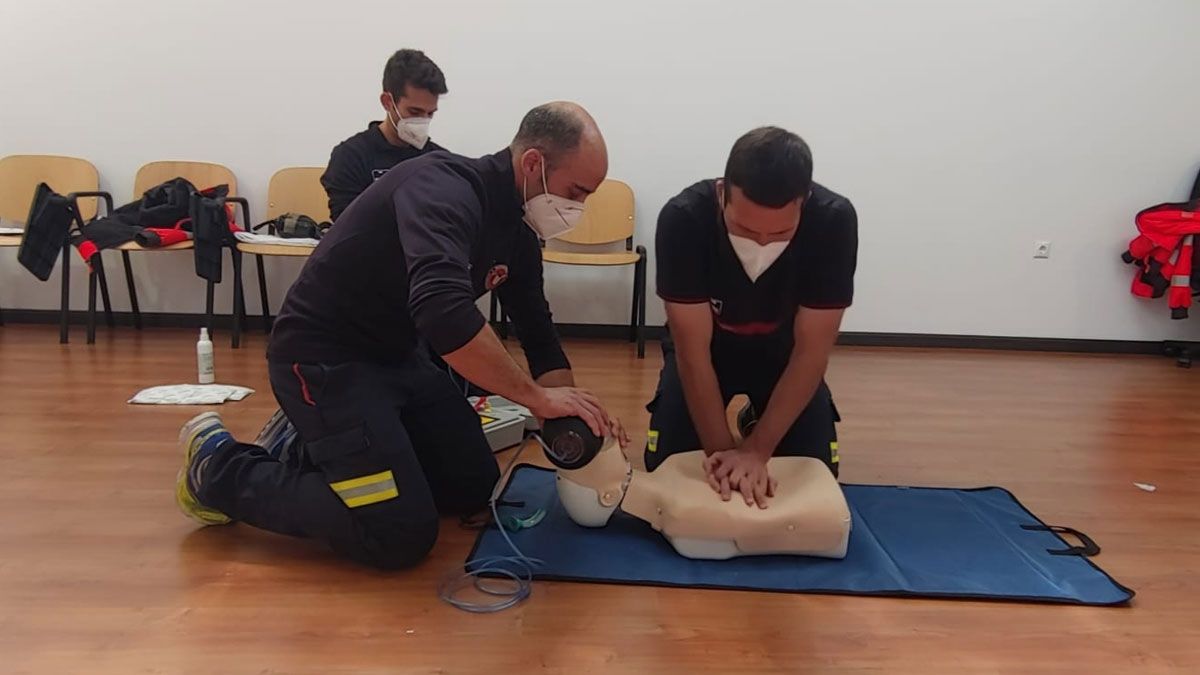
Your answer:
[134,161,237,199]
[0,154,99,222]
[266,167,329,222]
[557,179,635,246]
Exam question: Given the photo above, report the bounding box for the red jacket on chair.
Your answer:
[1122,199,1200,318]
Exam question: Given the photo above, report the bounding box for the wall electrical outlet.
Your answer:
[1033,241,1051,259]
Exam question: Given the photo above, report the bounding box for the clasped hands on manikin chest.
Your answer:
[540,418,851,560]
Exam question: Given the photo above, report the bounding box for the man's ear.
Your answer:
[379,92,394,115]
[520,148,545,177]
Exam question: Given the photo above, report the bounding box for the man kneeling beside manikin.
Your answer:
[541,418,852,560]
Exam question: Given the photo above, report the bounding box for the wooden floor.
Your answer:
[1,324,1198,674]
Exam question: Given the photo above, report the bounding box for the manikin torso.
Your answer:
[555,440,852,560]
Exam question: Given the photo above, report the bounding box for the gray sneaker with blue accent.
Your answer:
[253,408,300,463]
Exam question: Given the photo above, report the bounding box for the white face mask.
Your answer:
[522,156,585,240]
[728,233,789,282]
[391,104,431,150]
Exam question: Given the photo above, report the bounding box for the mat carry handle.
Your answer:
[1021,524,1101,557]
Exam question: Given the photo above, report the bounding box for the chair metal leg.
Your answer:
[122,251,142,330]
[240,272,249,325]
[235,251,248,326]
[98,255,114,328]
[205,280,215,335]
[489,292,501,338]
[636,247,647,359]
[59,244,71,344]
[490,292,509,339]
[87,256,100,345]
[633,260,643,338]
[255,254,271,333]
[231,249,244,349]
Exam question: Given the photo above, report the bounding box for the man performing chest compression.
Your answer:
[648,126,858,508]
[174,102,626,570]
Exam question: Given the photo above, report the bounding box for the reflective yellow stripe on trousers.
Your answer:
[329,470,399,508]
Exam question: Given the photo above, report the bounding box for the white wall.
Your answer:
[2,0,1199,341]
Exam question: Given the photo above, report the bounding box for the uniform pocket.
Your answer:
[307,425,399,509]
[290,362,334,406]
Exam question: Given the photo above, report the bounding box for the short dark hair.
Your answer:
[511,103,585,169]
[724,127,813,207]
[382,49,447,98]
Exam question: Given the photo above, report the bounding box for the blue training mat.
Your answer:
[469,465,1133,606]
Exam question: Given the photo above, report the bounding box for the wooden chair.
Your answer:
[232,167,327,347]
[0,155,99,340]
[493,179,647,357]
[75,161,249,344]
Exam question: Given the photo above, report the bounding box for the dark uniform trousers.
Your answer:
[644,335,840,476]
[197,351,499,570]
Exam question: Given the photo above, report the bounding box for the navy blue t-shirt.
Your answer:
[320,122,445,221]
[656,180,858,344]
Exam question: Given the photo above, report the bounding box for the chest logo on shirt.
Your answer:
[486,265,510,291]
[710,298,724,315]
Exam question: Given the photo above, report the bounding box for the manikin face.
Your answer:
[554,436,631,528]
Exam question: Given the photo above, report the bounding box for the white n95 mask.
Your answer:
[392,105,431,149]
[728,233,789,282]
[522,159,585,240]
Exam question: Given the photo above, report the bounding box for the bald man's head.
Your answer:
[511,101,608,204]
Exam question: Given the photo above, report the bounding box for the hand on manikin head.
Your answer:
[540,417,631,527]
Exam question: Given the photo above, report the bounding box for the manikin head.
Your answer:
[540,417,631,527]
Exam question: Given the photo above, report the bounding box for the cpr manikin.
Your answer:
[541,418,852,560]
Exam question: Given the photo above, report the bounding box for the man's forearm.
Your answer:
[676,350,737,453]
[442,324,544,409]
[744,354,827,459]
[536,368,574,388]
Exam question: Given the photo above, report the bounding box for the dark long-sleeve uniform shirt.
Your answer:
[320,121,444,221]
[268,149,570,379]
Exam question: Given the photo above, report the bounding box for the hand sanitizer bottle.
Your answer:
[197,328,215,384]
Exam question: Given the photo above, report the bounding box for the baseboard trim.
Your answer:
[0,310,1176,355]
[0,308,244,330]
[550,324,1166,355]
[550,323,666,340]
[836,331,1166,355]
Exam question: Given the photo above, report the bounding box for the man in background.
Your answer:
[321,48,448,220]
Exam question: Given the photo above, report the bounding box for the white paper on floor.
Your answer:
[129,384,255,405]
[1134,482,1157,493]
